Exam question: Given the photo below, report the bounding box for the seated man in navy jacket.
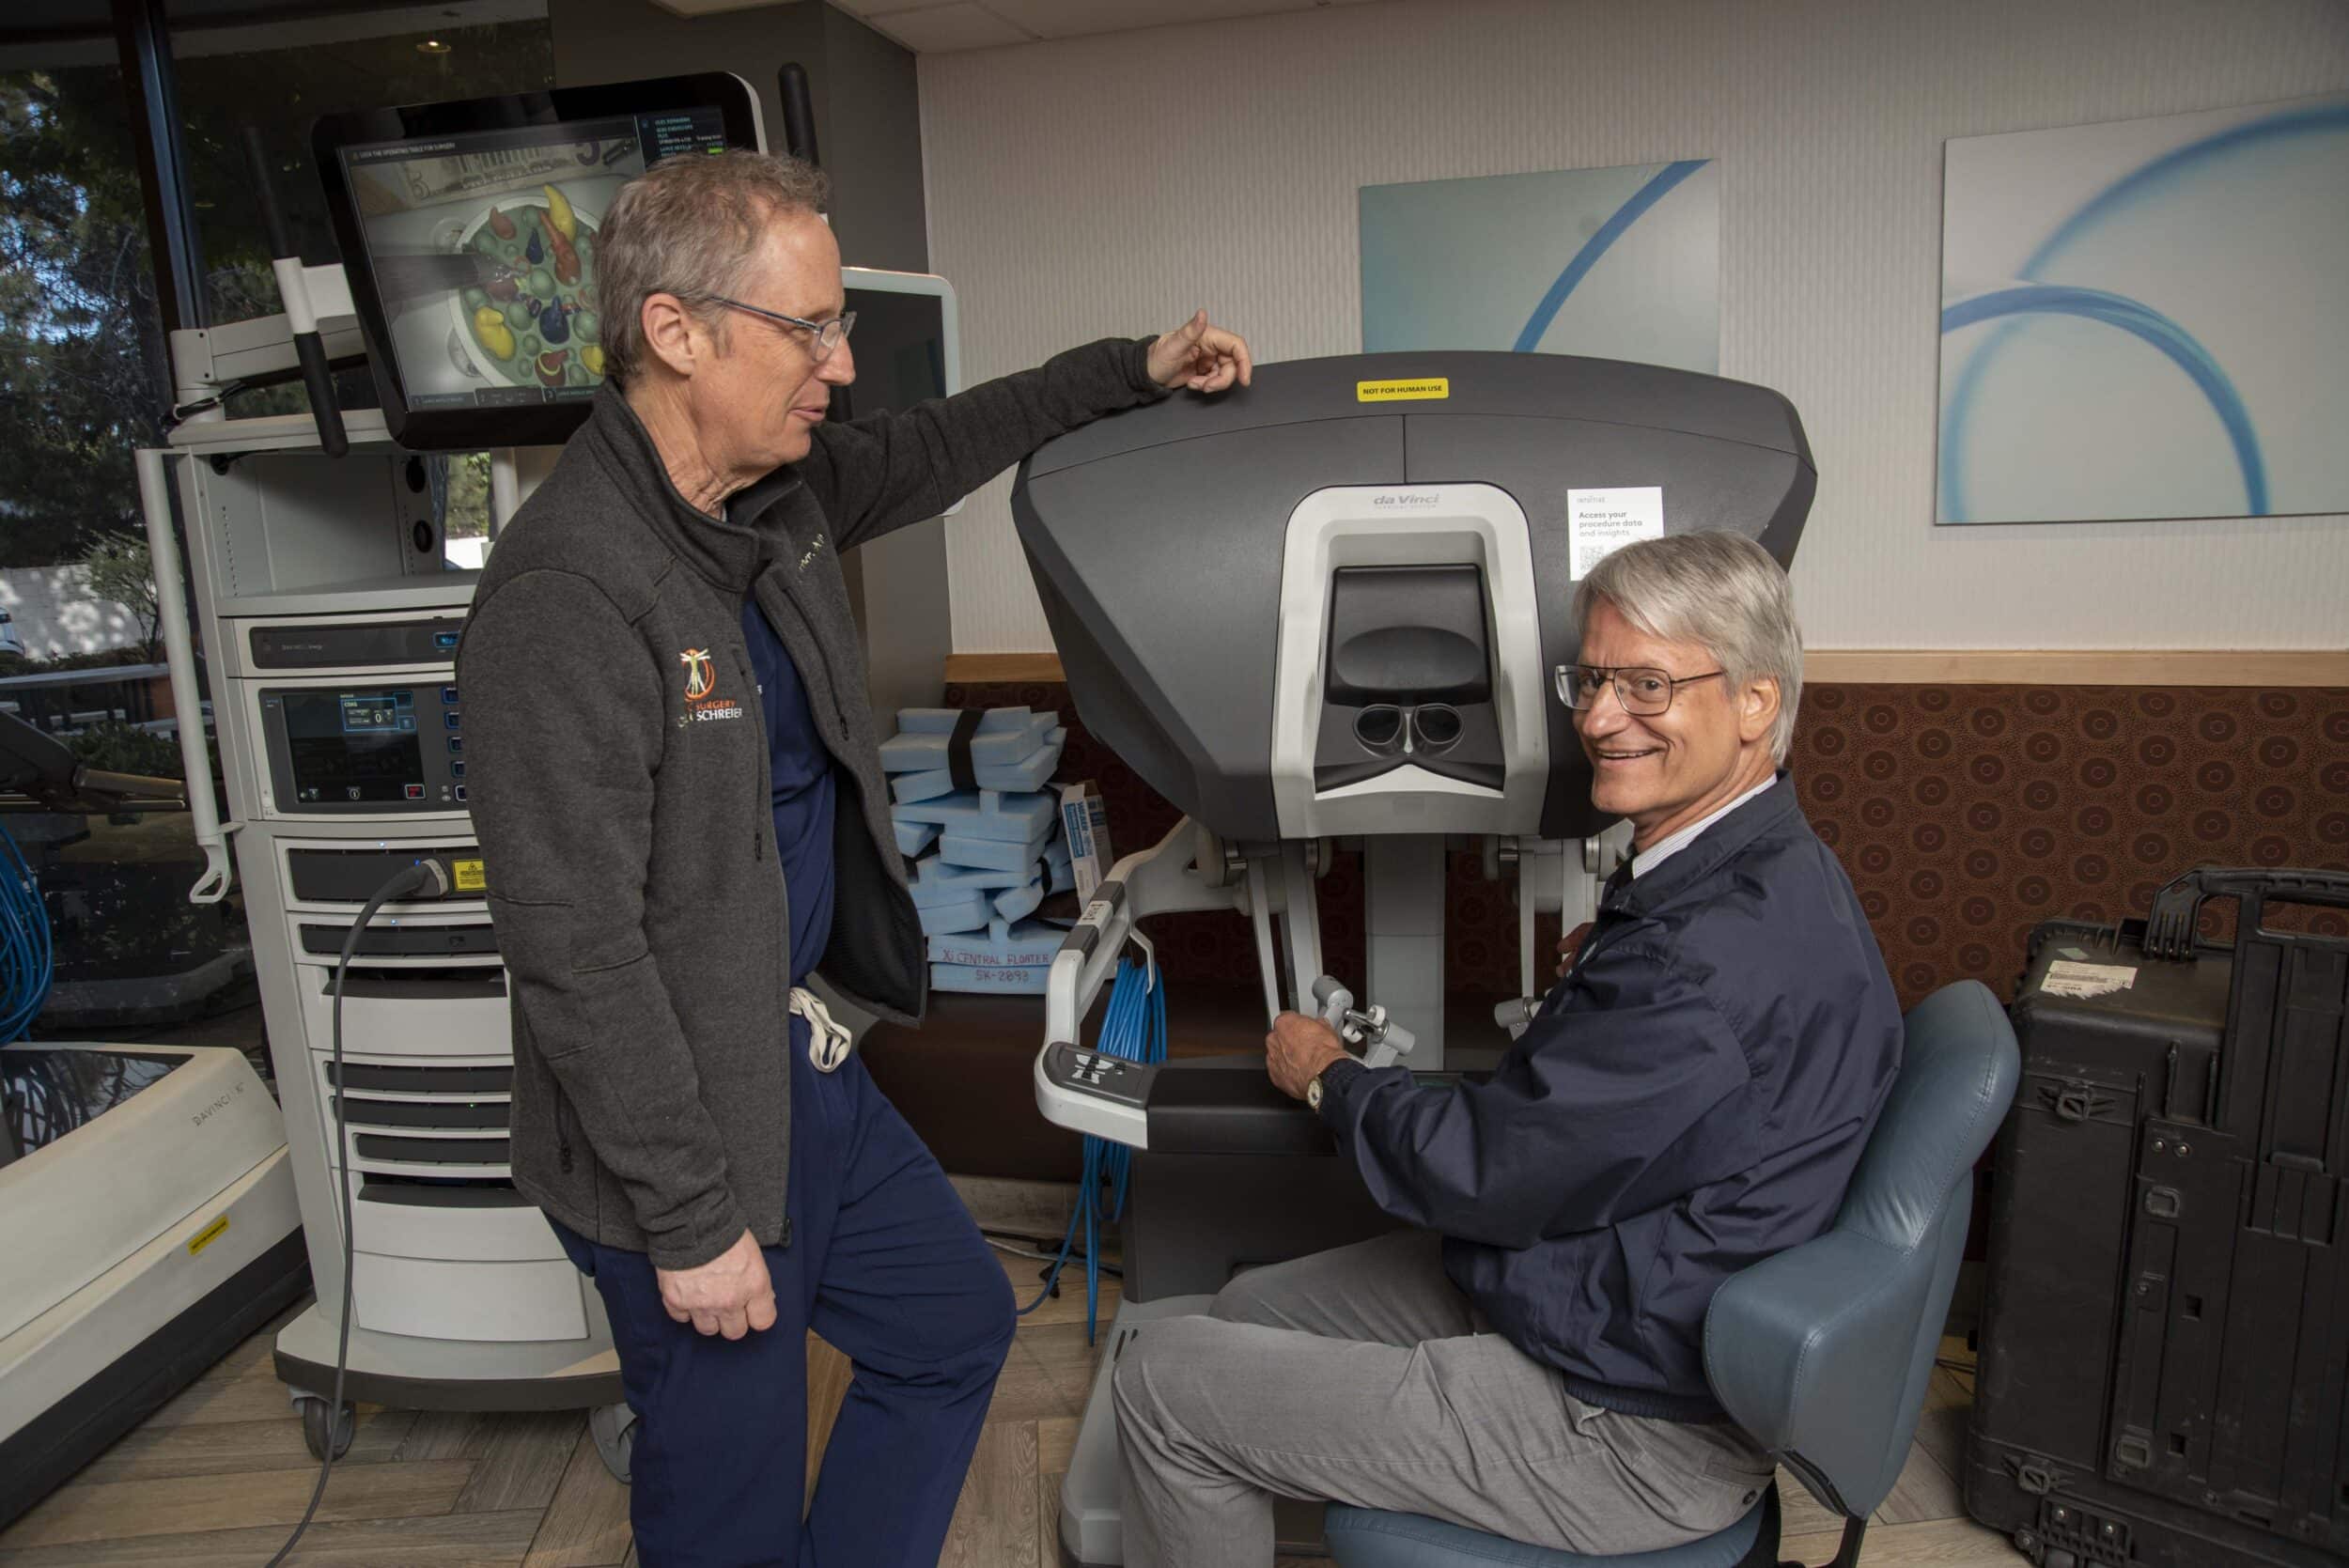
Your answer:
[1112,530,1903,1567]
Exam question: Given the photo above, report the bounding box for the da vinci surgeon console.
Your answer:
[1014,351,1814,1563]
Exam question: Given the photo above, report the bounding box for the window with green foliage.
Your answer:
[2,55,236,1039]
[0,64,168,575]
[0,4,546,1044]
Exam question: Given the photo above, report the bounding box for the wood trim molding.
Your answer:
[1800,650,2349,686]
[942,653,1075,684]
[946,650,2349,688]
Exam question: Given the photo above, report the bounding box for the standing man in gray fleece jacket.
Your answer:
[458,149,1250,1568]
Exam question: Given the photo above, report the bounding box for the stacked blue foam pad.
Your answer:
[883,708,1073,995]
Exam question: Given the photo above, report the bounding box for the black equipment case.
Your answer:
[1968,868,2349,1568]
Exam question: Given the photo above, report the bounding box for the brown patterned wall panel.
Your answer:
[1795,685,2349,1005]
[944,682,2349,1013]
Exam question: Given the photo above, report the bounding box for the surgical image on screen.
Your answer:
[336,109,725,412]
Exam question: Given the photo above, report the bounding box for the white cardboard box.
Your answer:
[1058,781,1112,902]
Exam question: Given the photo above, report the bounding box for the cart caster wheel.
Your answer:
[589,1401,638,1484]
[297,1395,355,1461]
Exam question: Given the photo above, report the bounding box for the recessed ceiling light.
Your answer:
[417,38,453,54]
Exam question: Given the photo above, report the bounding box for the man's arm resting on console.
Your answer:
[802,336,1168,551]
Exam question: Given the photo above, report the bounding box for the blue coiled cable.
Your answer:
[1020,953,1167,1342]
[0,824,53,1042]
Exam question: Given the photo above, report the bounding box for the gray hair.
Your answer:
[595,148,829,387]
[1571,531,1804,765]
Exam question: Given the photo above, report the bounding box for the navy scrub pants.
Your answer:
[552,1016,1018,1567]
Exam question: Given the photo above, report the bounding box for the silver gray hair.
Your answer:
[595,148,829,387]
[1571,531,1804,765]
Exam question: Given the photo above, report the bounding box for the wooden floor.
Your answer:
[0,1252,2016,1566]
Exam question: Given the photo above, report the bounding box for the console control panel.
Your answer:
[1043,1042,1154,1108]
[258,680,468,815]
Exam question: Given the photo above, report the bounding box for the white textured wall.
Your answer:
[0,566,142,659]
[918,0,2349,653]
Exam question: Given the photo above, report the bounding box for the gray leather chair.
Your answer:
[1323,979,2020,1568]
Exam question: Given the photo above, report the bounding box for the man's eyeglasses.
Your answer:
[1554,664,1726,716]
[708,298,858,360]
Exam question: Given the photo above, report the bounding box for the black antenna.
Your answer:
[242,125,348,458]
[778,63,820,168]
[777,61,845,420]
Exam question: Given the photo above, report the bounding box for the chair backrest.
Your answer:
[1701,979,2019,1521]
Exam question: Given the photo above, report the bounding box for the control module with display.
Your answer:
[246,616,472,817]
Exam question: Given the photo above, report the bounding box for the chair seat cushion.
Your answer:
[1322,1492,1766,1568]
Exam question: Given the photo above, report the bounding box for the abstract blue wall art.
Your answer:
[1937,94,2349,525]
[1360,160,1719,372]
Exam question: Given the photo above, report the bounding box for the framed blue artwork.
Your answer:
[1360,160,1719,373]
[1937,93,2349,524]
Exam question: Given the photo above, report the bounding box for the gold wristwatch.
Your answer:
[1308,1056,1357,1110]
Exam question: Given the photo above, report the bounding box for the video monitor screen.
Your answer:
[832,287,949,420]
[828,272,962,511]
[282,691,425,805]
[315,75,762,450]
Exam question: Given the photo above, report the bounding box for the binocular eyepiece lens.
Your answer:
[1353,704,1462,754]
[1413,706,1462,748]
[1355,706,1404,749]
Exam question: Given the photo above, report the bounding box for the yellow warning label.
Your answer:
[189,1216,230,1257]
[1356,378,1450,403]
[452,858,488,893]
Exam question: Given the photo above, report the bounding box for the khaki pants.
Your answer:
[1112,1229,1774,1567]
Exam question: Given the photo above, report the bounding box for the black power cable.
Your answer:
[263,855,450,1567]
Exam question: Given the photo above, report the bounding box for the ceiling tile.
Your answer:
[861,3,1034,52]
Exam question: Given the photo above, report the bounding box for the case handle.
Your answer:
[2143,867,2349,960]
